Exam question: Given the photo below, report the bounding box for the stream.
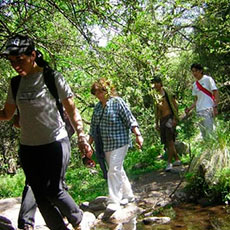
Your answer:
[93,203,230,230]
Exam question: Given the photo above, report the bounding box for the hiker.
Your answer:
[13,113,93,230]
[151,76,181,172]
[185,63,219,139]
[89,78,143,212]
[0,34,92,230]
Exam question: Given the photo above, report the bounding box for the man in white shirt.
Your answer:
[185,63,219,139]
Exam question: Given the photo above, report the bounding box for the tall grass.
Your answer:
[185,119,230,203]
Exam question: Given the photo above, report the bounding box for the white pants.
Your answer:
[105,144,134,204]
[197,108,215,139]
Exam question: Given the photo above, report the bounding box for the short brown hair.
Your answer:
[91,78,117,96]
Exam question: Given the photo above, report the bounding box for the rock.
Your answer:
[102,203,141,224]
[175,141,189,155]
[89,196,108,211]
[143,216,171,225]
[0,216,15,230]
[78,211,96,230]
[141,197,158,208]
[80,201,90,211]
[173,190,188,202]
[190,148,230,187]
[156,197,171,208]
[0,216,12,225]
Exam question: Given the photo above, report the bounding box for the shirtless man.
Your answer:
[152,77,181,171]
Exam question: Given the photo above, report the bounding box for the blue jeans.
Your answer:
[19,137,82,230]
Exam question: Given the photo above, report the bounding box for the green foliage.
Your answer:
[212,168,230,203]
[185,172,211,199]
[66,164,108,203]
[0,169,25,198]
[124,144,165,176]
[185,167,230,204]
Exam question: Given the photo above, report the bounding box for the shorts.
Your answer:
[160,115,176,145]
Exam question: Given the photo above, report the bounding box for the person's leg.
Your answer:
[120,166,134,200]
[202,109,215,136]
[197,109,214,139]
[18,184,37,229]
[167,140,179,163]
[44,137,83,228]
[197,112,207,139]
[165,125,180,170]
[105,145,129,206]
[19,142,71,230]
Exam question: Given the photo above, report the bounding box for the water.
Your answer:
[92,203,230,230]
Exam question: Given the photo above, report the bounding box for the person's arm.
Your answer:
[213,90,219,106]
[212,90,219,116]
[116,97,143,149]
[185,96,197,114]
[172,96,179,125]
[62,97,92,158]
[131,126,143,149]
[0,103,16,121]
[155,105,160,131]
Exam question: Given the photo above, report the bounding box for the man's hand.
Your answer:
[78,137,93,158]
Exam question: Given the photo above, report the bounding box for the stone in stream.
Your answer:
[143,216,171,225]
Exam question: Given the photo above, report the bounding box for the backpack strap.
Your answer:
[43,67,75,138]
[11,75,21,102]
[43,67,65,121]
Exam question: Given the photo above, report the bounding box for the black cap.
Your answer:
[1,35,35,56]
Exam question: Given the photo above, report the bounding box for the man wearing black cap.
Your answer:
[151,77,181,172]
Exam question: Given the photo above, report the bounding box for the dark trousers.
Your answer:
[19,137,82,230]
[18,182,69,229]
[18,184,36,229]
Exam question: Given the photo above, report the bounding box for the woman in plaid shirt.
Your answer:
[89,78,143,212]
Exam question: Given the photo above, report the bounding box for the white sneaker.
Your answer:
[106,203,121,211]
[173,160,182,166]
[120,196,136,205]
[165,163,173,172]
[120,198,129,205]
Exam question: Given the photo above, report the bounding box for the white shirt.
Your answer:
[192,75,217,112]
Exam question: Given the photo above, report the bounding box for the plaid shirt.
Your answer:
[89,97,139,152]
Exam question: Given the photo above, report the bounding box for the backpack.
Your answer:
[10,67,75,138]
